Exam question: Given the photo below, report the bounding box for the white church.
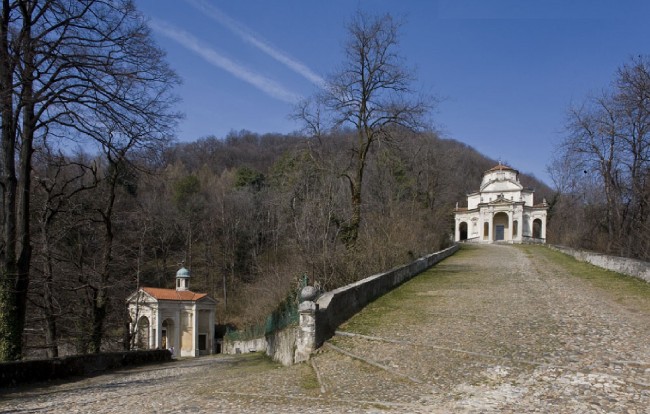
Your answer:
[454,163,548,244]
[126,267,217,357]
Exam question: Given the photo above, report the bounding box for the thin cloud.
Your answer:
[186,0,325,87]
[150,19,302,104]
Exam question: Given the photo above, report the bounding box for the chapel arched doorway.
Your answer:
[162,318,175,352]
[493,212,509,241]
[533,218,543,239]
[136,316,150,350]
[459,222,468,241]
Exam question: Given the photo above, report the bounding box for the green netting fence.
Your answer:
[224,276,306,342]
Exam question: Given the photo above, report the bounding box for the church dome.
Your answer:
[176,267,190,279]
[480,163,522,192]
[484,163,518,176]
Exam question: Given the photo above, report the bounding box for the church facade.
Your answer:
[454,164,548,244]
[126,267,217,357]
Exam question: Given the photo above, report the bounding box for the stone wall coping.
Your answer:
[549,244,650,283]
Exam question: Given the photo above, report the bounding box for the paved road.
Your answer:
[2,244,649,413]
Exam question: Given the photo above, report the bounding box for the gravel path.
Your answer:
[2,244,649,413]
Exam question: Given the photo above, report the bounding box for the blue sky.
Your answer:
[135,0,650,185]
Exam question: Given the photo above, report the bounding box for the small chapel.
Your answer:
[126,267,217,357]
[454,163,548,244]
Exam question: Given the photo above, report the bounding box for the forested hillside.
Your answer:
[1,3,557,360]
[24,128,552,356]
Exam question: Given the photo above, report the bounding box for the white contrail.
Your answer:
[150,19,302,104]
[186,0,326,87]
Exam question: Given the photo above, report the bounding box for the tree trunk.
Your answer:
[41,229,58,358]
[90,165,117,353]
[15,1,35,358]
[0,0,33,361]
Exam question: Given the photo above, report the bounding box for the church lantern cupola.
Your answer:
[176,266,190,291]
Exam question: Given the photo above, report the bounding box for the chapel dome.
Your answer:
[484,163,518,176]
[176,267,190,279]
[480,163,522,191]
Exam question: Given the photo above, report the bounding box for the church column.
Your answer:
[209,307,215,354]
[508,211,514,242]
[454,219,460,242]
[155,308,162,349]
[541,215,547,240]
[174,312,181,357]
[193,304,199,357]
[147,308,152,349]
[488,212,493,242]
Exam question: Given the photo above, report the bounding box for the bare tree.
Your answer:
[553,56,650,258]
[0,0,179,360]
[295,11,432,246]
[30,149,97,357]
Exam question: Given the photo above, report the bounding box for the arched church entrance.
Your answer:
[533,218,543,239]
[162,318,175,351]
[137,316,150,350]
[493,212,509,241]
[459,222,468,241]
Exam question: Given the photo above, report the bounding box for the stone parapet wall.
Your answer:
[222,244,460,365]
[313,245,459,346]
[0,350,171,387]
[549,245,650,283]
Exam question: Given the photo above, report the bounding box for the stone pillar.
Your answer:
[508,212,514,242]
[454,218,460,242]
[514,208,522,242]
[295,301,317,363]
[148,314,155,350]
[155,307,161,349]
[193,304,199,357]
[488,213,493,242]
[295,286,319,363]
[209,308,215,355]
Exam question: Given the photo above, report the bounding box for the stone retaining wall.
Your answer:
[549,245,650,283]
[223,244,459,365]
[312,245,459,347]
[222,337,268,355]
[0,349,171,387]
[222,327,297,366]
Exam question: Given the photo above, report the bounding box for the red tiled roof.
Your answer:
[141,287,208,301]
[485,164,516,173]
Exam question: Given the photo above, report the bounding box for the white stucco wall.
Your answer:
[127,292,216,357]
[454,166,547,244]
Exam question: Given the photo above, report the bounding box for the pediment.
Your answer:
[126,288,158,304]
[487,194,516,205]
[196,295,218,305]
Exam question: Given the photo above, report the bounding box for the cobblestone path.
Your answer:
[2,244,649,413]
